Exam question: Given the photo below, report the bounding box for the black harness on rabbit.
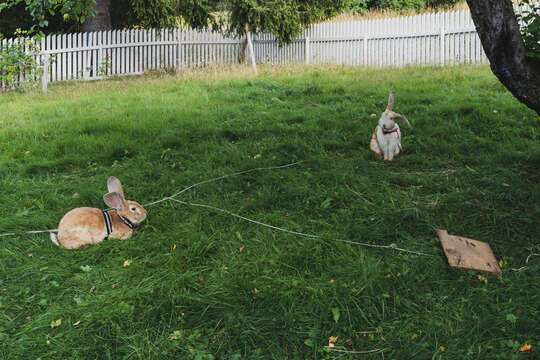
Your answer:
[102,210,134,238]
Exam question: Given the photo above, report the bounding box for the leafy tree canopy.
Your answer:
[0,0,349,43]
[0,0,95,28]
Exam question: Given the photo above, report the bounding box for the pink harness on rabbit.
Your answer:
[382,125,402,150]
[382,126,401,139]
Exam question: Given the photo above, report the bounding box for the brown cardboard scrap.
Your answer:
[435,229,501,275]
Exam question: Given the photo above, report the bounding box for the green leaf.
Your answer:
[321,197,332,209]
[235,231,243,241]
[331,307,340,323]
[50,318,62,328]
[506,314,517,322]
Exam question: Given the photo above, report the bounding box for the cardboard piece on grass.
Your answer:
[435,229,501,275]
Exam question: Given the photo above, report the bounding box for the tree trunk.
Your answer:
[466,0,540,116]
[83,0,112,32]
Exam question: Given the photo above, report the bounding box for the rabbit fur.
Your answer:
[369,91,411,161]
[50,177,147,249]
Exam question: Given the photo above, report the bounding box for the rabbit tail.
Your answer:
[50,232,60,247]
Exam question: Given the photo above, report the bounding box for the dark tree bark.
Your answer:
[466,0,540,116]
[83,0,112,31]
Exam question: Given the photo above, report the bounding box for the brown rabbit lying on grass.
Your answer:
[50,177,147,249]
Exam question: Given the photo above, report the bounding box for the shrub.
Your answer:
[0,29,43,92]
[373,0,426,11]
[427,0,462,8]
[347,0,465,13]
[516,0,540,63]
[348,0,371,14]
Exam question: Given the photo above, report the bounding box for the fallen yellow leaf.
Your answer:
[477,274,488,284]
[169,330,183,340]
[520,344,532,352]
[411,333,418,340]
[438,345,445,352]
[123,259,132,268]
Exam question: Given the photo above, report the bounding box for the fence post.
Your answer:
[363,35,368,67]
[439,28,445,66]
[305,37,310,65]
[42,54,49,93]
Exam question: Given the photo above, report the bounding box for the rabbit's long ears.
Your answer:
[386,91,395,111]
[393,113,411,128]
[104,192,127,211]
[107,177,125,200]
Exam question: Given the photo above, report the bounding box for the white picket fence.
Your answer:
[255,11,485,67]
[0,3,537,91]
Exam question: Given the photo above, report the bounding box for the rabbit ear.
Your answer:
[386,91,395,111]
[392,113,411,128]
[107,177,125,200]
[103,192,126,211]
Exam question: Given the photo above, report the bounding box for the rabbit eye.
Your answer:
[130,207,137,211]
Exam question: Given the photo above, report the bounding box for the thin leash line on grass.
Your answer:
[167,197,435,257]
[0,159,436,257]
[0,229,58,237]
[143,161,304,207]
[322,347,387,355]
[511,253,539,272]
[0,159,432,257]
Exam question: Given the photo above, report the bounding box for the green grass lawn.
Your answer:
[0,65,538,359]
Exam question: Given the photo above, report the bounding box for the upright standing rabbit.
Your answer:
[369,91,412,160]
[50,177,147,249]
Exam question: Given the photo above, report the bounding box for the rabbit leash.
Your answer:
[0,160,435,256]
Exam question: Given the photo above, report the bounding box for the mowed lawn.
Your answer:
[0,65,538,359]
